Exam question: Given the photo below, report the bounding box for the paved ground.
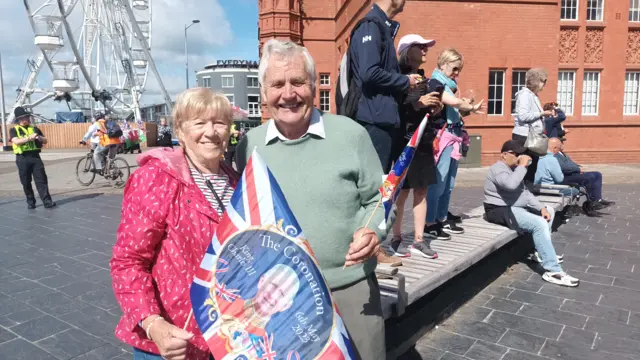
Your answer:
[0,153,640,359]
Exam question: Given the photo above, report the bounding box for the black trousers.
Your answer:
[16,153,52,206]
[512,133,539,183]
[357,121,404,174]
[225,145,236,166]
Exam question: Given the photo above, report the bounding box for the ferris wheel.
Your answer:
[9,0,173,124]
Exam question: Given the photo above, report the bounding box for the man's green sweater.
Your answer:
[236,111,386,289]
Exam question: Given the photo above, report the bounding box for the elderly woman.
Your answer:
[389,34,442,259]
[424,48,485,240]
[111,88,238,360]
[157,117,173,148]
[512,68,554,182]
[236,39,386,359]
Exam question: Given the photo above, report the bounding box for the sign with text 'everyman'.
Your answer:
[190,150,355,360]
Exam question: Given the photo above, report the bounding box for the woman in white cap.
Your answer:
[388,34,443,259]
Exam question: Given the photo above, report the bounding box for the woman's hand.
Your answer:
[471,100,485,114]
[418,92,443,112]
[146,317,194,360]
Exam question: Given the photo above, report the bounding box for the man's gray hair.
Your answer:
[258,39,316,93]
[526,68,548,92]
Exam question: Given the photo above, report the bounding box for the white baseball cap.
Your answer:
[397,34,436,54]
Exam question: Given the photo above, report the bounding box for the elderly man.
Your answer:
[236,39,386,359]
[534,138,579,198]
[555,140,614,210]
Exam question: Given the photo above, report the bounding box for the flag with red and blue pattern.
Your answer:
[190,150,356,360]
[379,114,430,222]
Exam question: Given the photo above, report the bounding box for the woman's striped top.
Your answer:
[190,167,234,216]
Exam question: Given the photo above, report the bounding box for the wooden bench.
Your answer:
[376,194,573,320]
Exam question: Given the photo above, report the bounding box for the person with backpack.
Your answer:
[93,112,123,175]
[337,0,422,174]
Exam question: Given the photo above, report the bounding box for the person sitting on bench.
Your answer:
[555,140,614,210]
[534,137,580,197]
[484,140,579,287]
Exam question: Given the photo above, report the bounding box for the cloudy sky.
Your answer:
[0,0,258,118]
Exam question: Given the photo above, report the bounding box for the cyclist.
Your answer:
[91,112,122,175]
[79,116,101,151]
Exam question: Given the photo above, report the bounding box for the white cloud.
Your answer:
[0,0,235,118]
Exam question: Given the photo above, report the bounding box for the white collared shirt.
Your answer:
[264,108,326,145]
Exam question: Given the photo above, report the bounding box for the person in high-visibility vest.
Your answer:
[10,107,55,209]
[224,123,240,166]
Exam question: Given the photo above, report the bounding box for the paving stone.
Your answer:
[37,272,80,289]
[502,349,553,360]
[76,287,119,310]
[417,329,476,355]
[36,328,105,359]
[1,279,47,295]
[540,339,635,360]
[0,308,46,328]
[508,290,565,309]
[440,318,507,343]
[585,317,640,342]
[594,332,640,359]
[600,292,640,313]
[451,305,493,322]
[498,329,547,354]
[518,304,588,328]
[70,344,128,360]
[10,314,71,342]
[481,285,513,298]
[588,266,640,281]
[26,291,90,315]
[560,300,630,323]
[58,280,106,298]
[411,345,445,360]
[58,309,120,338]
[0,338,58,360]
[0,325,18,343]
[558,326,597,346]
[613,277,640,291]
[463,340,507,359]
[0,298,34,317]
[483,298,523,314]
[574,271,615,285]
[537,284,602,304]
[438,352,469,360]
[484,311,563,339]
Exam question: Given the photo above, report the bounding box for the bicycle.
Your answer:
[76,142,131,188]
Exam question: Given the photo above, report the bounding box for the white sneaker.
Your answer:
[532,252,564,264]
[543,271,579,287]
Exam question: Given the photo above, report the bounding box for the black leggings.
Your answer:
[512,134,539,183]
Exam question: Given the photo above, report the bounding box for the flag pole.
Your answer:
[343,196,383,269]
[183,309,193,330]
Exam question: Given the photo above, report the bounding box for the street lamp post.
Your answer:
[184,19,200,89]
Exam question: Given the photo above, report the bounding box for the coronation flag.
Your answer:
[379,115,430,223]
[190,150,356,360]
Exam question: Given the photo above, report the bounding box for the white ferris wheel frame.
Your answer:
[9,0,173,124]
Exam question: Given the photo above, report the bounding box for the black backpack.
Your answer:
[336,17,387,119]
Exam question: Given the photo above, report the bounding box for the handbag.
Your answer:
[524,123,548,156]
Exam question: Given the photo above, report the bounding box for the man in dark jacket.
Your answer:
[555,141,613,209]
[348,0,421,173]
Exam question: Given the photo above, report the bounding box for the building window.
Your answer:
[248,95,261,117]
[247,76,259,88]
[202,77,211,88]
[557,71,575,115]
[561,0,578,20]
[225,94,234,106]
[624,71,640,115]
[319,90,330,112]
[631,0,640,22]
[320,73,330,86]
[487,70,504,115]
[586,0,604,21]
[222,75,234,88]
[582,71,600,115]
[511,70,528,114]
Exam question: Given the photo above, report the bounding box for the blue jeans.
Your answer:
[427,144,459,223]
[133,348,214,360]
[511,206,562,273]
[133,348,162,360]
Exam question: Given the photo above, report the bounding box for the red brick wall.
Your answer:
[258,0,640,164]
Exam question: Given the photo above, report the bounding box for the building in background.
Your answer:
[140,102,174,123]
[196,60,262,127]
[258,0,640,164]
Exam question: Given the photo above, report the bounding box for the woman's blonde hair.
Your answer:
[526,68,548,92]
[437,48,464,70]
[172,88,233,130]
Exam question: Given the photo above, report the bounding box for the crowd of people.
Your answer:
[105,1,617,359]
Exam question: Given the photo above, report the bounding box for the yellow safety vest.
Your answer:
[12,126,38,155]
[230,124,238,145]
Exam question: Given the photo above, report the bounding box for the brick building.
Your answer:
[258,0,640,164]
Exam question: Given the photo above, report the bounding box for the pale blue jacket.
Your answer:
[534,152,564,185]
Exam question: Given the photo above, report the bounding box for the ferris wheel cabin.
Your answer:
[51,61,79,93]
[133,0,149,10]
[131,49,148,68]
[33,16,63,51]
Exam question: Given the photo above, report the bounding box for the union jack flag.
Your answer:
[190,150,356,359]
[287,350,301,360]
[380,114,430,222]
